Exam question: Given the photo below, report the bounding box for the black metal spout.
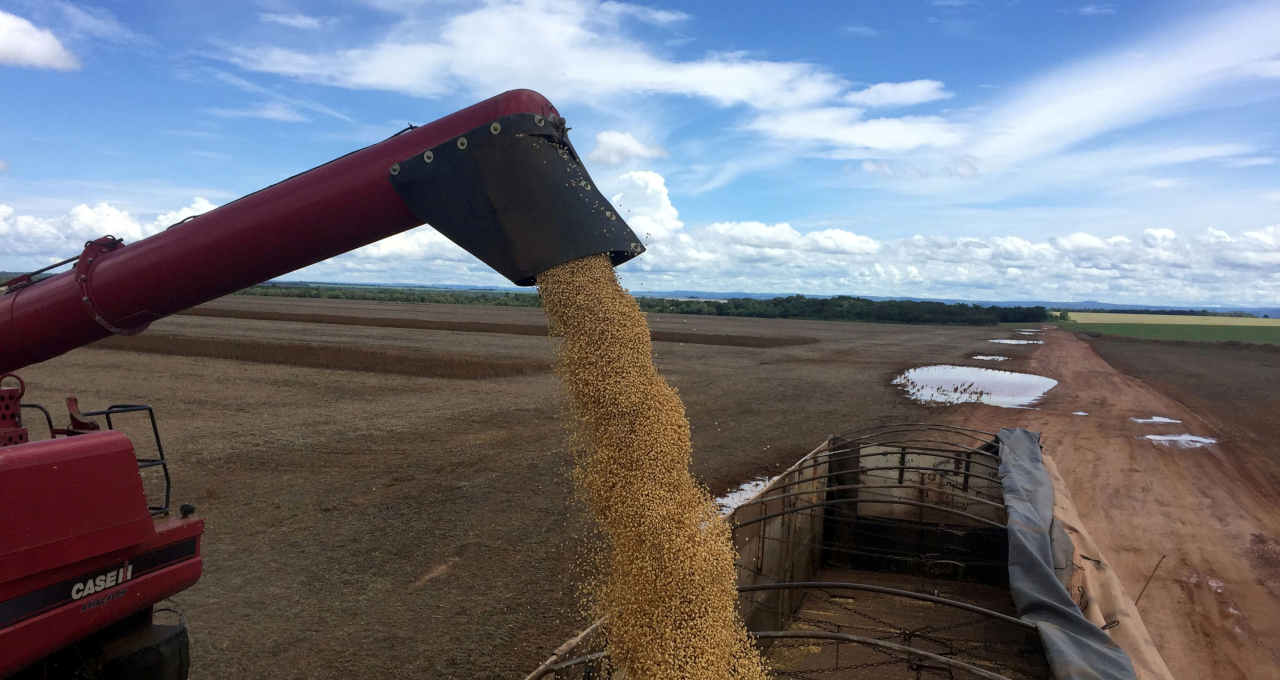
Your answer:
[388,112,645,285]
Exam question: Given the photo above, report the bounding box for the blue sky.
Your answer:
[2,0,1278,305]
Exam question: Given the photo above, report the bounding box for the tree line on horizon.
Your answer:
[237,283,1050,325]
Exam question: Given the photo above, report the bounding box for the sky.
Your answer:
[1,0,1279,305]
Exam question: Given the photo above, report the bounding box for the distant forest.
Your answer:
[239,283,1050,325]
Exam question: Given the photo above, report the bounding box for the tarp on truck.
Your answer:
[998,428,1137,680]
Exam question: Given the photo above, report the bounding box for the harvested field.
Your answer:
[27,296,1275,679]
[19,295,1000,679]
[181,299,820,348]
[1086,336,1280,493]
[1069,323,1280,344]
[94,334,550,379]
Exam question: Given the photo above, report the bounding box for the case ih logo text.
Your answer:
[71,564,133,600]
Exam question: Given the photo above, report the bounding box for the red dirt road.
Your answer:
[952,329,1280,680]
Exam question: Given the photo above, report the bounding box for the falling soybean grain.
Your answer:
[537,255,770,680]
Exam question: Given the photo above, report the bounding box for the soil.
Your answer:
[22,301,1273,679]
[944,329,1280,680]
[17,296,997,679]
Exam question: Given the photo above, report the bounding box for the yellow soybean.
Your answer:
[538,255,770,680]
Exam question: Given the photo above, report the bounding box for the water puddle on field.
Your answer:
[972,355,1010,361]
[893,365,1058,408]
[1144,434,1217,448]
[1131,415,1182,424]
[1073,411,1089,416]
[714,476,776,515]
[1016,330,1040,336]
[1016,329,1042,333]
[990,339,1044,345]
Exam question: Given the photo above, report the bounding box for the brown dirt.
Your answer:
[16,296,995,679]
[94,334,550,379]
[1086,335,1280,495]
[183,298,819,348]
[943,329,1280,680]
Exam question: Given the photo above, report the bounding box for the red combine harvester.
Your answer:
[0,90,643,679]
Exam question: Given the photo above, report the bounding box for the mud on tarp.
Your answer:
[998,428,1137,680]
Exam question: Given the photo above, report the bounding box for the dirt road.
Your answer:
[952,329,1280,680]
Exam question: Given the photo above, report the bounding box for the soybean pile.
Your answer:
[538,255,770,680]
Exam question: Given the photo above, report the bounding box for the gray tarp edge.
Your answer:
[998,428,1137,680]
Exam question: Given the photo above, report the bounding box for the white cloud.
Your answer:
[706,220,803,249]
[609,170,683,240]
[598,2,688,25]
[1053,232,1109,252]
[352,226,470,260]
[845,80,952,108]
[1243,59,1280,78]
[1223,156,1275,167]
[1142,228,1176,246]
[223,1,847,111]
[1146,178,1180,189]
[152,197,217,229]
[746,107,963,153]
[861,160,893,175]
[612,214,1279,304]
[588,131,667,166]
[211,70,353,123]
[55,2,139,42]
[259,13,331,30]
[0,10,78,70]
[0,198,216,262]
[207,101,308,122]
[970,4,1280,170]
[214,1,979,184]
[845,24,878,38]
[1263,191,1280,202]
[1075,4,1116,16]
[5,191,1278,305]
[806,228,881,255]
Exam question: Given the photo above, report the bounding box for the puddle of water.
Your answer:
[972,355,1010,361]
[1073,411,1088,416]
[990,339,1044,345]
[1144,434,1217,448]
[714,476,775,515]
[1016,330,1039,335]
[893,365,1058,408]
[1131,415,1182,424]
[1016,328,1042,333]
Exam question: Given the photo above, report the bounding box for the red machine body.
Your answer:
[0,89,640,678]
[0,433,202,676]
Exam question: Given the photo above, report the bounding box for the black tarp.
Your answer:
[997,428,1137,680]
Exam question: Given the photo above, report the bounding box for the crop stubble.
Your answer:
[538,255,769,679]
